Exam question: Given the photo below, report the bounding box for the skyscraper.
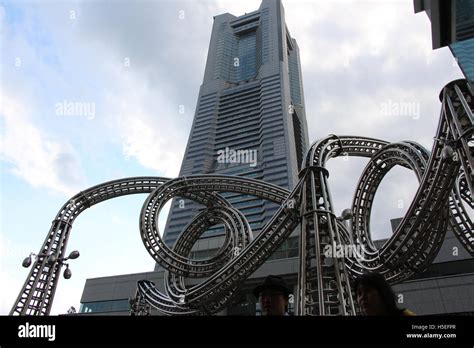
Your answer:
[414,0,474,85]
[160,0,309,258]
[80,0,309,315]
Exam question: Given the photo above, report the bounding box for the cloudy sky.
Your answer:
[0,0,464,315]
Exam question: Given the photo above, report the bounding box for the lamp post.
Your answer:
[22,250,80,279]
[337,208,353,230]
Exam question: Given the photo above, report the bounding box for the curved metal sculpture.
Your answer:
[11,79,473,316]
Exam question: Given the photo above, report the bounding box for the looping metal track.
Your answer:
[11,79,473,316]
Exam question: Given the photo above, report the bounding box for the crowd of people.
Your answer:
[253,273,415,316]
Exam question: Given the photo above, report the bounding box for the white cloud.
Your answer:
[0,93,86,197]
[101,65,187,178]
[120,114,182,178]
[49,281,83,315]
[214,0,261,16]
[0,267,22,315]
[0,233,27,314]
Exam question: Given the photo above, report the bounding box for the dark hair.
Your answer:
[253,275,291,300]
[353,272,402,315]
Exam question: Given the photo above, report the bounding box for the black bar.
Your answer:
[0,315,473,346]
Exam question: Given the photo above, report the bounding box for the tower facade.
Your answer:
[161,0,309,257]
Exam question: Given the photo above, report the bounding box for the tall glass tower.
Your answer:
[450,0,474,85]
[414,0,474,86]
[160,0,309,262]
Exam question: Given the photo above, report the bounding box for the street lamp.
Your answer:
[337,208,352,221]
[337,208,353,231]
[22,250,80,279]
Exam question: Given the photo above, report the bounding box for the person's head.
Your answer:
[354,272,400,316]
[253,275,291,316]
